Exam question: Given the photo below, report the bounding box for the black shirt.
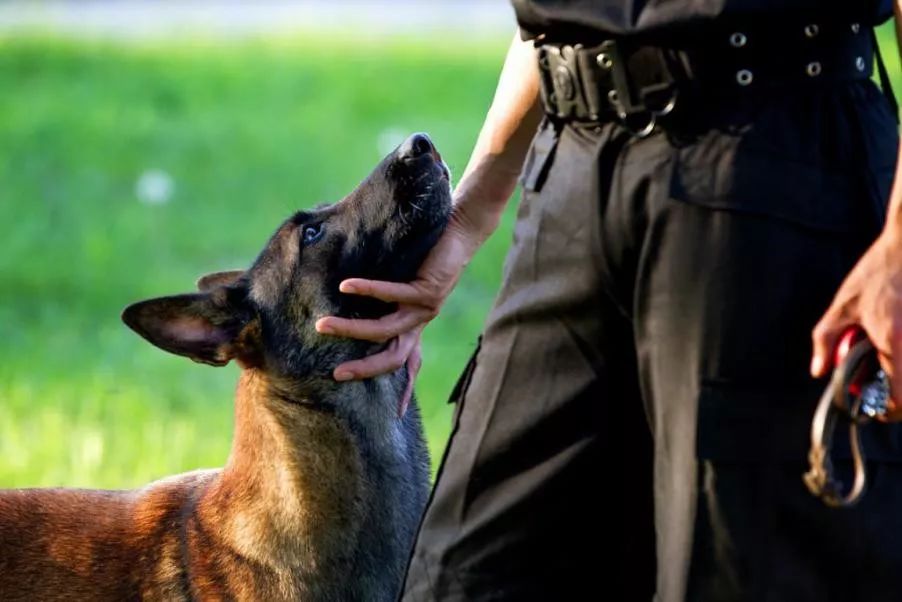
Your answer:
[512,0,893,40]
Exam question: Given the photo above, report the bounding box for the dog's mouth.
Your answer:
[326,134,453,322]
[432,148,451,182]
[393,135,453,239]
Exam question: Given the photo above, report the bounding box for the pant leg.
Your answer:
[615,83,902,601]
[401,122,656,601]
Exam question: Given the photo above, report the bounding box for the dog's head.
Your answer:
[122,133,452,384]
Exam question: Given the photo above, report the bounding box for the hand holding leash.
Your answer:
[811,231,902,422]
[804,327,890,507]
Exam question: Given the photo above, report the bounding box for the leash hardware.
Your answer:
[803,328,890,507]
[599,40,679,138]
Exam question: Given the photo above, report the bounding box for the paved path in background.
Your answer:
[0,0,514,38]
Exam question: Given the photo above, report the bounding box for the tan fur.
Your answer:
[0,135,446,600]
[0,370,363,601]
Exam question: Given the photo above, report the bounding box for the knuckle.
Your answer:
[417,281,443,308]
[811,321,831,344]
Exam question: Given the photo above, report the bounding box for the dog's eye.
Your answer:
[302,224,324,246]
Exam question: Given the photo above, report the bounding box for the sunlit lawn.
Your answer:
[1,26,899,489]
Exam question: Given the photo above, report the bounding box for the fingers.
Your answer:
[332,330,422,381]
[408,342,423,382]
[398,341,423,419]
[339,278,427,306]
[811,308,855,378]
[316,309,433,344]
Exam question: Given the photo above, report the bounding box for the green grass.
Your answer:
[0,34,513,487]
[2,28,900,489]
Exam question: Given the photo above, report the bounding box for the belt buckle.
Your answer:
[600,40,678,138]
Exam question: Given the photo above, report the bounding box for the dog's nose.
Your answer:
[398,133,435,160]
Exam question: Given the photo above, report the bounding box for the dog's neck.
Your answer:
[197,368,411,596]
[199,370,361,574]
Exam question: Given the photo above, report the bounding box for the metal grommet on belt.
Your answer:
[596,52,613,69]
[736,69,754,86]
[729,32,747,48]
[851,23,861,34]
[804,24,819,39]
[856,56,867,72]
[806,61,823,77]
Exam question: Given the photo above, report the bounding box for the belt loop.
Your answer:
[520,119,560,193]
[536,45,559,118]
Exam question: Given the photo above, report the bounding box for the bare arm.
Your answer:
[811,3,902,418]
[453,32,544,245]
[316,32,543,381]
[882,7,902,233]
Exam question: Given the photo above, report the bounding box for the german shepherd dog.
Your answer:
[0,133,450,601]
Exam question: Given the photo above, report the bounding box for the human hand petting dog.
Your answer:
[315,205,482,384]
[316,33,543,406]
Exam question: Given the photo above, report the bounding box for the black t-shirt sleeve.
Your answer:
[511,0,893,40]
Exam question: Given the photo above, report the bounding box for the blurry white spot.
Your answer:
[377,127,409,157]
[136,169,174,205]
[79,431,104,469]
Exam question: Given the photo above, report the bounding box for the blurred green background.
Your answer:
[0,23,899,488]
[0,33,513,487]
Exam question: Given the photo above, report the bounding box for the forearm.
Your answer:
[453,31,543,243]
[884,2,902,235]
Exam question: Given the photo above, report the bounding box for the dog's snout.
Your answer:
[399,133,434,161]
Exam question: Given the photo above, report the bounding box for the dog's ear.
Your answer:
[196,270,245,292]
[122,289,254,366]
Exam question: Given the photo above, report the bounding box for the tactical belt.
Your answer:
[536,22,895,135]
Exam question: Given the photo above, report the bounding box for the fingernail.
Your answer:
[316,322,333,335]
[335,371,354,382]
[340,282,357,294]
[810,356,823,376]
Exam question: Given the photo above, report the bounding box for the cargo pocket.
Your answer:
[665,137,888,463]
[448,335,482,414]
[427,336,482,485]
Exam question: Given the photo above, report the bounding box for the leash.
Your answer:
[803,327,891,507]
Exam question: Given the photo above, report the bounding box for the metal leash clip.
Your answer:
[598,40,679,138]
[803,327,890,507]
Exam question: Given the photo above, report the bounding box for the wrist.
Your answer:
[445,205,495,260]
[452,187,508,242]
